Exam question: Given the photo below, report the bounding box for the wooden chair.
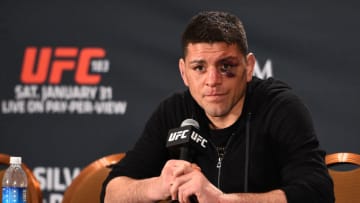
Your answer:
[62,153,125,203]
[0,153,42,203]
[325,152,360,203]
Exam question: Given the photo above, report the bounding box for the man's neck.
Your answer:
[207,95,246,130]
[207,113,242,130]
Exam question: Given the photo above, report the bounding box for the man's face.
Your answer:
[179,42,255,124]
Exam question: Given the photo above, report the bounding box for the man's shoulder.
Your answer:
[160,89,191,106]
[147,89,202,130]
[155,89,198,117]
[250,77,291,92]
[248,77,303,112]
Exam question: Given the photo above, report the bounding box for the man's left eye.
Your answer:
[220,64,234,73]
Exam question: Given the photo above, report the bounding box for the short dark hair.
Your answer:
[181,11,248,57]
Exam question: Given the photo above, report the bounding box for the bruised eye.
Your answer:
[219,62,239,78]
[220,63,237,74]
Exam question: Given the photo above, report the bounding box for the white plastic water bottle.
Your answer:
[2,156,28,203]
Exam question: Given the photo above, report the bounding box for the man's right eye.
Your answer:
[193,65,205,72]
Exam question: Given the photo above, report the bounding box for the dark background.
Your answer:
[1,1,359,202]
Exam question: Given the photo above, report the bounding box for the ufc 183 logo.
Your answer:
[20,47,110,85]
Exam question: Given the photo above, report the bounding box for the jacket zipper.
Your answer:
[216,147,225,188]
[208,113,252,191]
[210,132,235,189]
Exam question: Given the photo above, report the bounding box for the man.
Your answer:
[102,11,334,202]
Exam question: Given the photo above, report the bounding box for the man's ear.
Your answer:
[179,58,189,86]
[245,53,256,82]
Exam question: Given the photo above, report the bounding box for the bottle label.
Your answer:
[2,187,27,203]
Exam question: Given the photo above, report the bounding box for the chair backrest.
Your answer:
[325,152,360,203]
[62,153,125,203]
[0,153,42,203]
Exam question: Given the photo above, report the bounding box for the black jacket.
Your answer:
[102,77,334,202]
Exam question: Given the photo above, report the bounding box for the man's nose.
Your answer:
[206,68,222,87]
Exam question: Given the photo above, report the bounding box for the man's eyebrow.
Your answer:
[189,59,205,65]
[188,56,240,65]
[218,56,243,65]
[219,56,239,61]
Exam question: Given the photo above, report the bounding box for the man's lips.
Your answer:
[204,93,227,101]
[204,92,226,97]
